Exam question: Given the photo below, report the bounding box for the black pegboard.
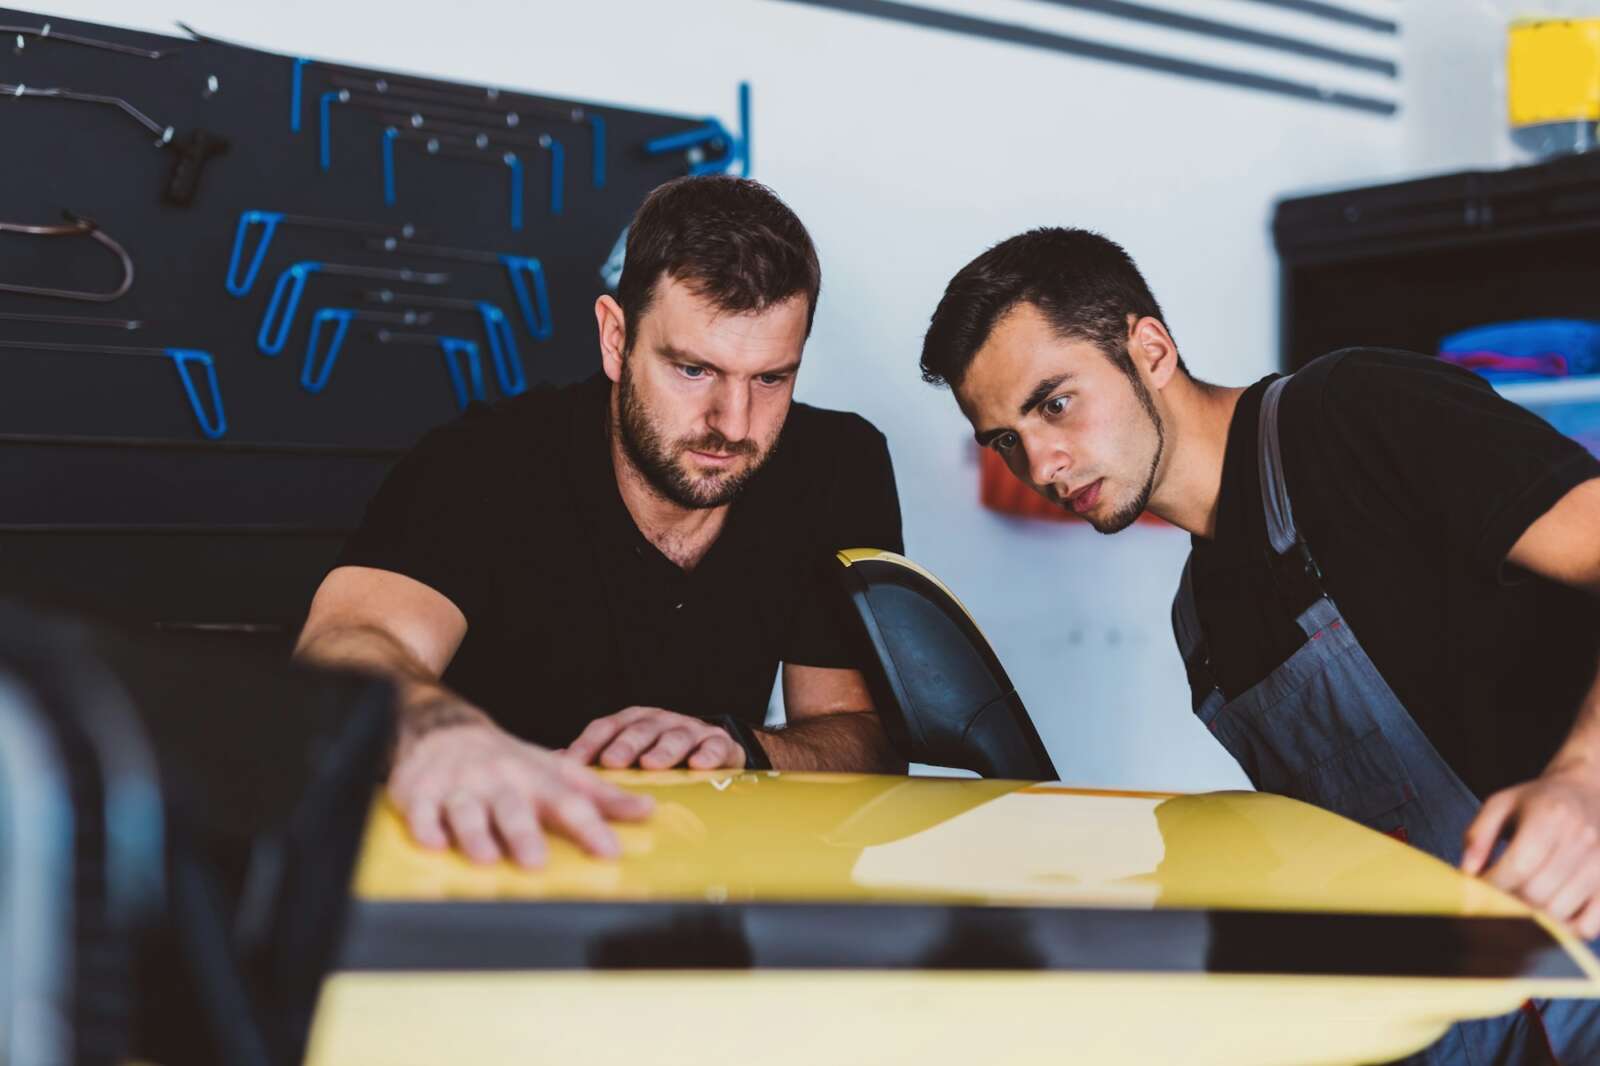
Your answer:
[0,8,737,447]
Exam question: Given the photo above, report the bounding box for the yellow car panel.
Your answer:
[306,773,1600,1066]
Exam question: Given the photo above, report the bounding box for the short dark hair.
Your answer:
[920,227,1184,389]
[618,175,821,353]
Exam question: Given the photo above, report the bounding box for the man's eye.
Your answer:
[680,365,707,379]
[757,373,788,386]
[993,433,1018,453]
[1043,396,1069,416]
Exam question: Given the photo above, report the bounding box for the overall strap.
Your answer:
[1258,375,1299,554]
[1258,375,1328,621]
[1172,556,1220,710]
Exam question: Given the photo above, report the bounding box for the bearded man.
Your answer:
[295,176,905,868]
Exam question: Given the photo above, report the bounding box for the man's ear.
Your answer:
[596,295,627,383]
[1129,314,1180,389]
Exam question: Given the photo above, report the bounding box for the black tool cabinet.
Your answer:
[1274,152,1600,371]
[0,9,744,652]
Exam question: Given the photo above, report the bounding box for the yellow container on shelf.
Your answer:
[1508,18,1600,126]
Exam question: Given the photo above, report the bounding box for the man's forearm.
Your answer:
[756,712,905,773]
[1546,647,1600,782]
[295,624,491,755]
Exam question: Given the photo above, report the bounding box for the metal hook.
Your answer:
[372,329,486,410]
[224,210,420,296]
[380,128,533,230]
[0,340,226,438]
[0,22,169,59]
[257,260,449,355]
[0,311,142,330]
[372,112,566,216]
[0,212,135,302]
[365,290,526,395]
[302,307,433,393]
[364,238,552,340]
[0,83,175,146]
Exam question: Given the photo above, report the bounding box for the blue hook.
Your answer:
[289,57,310,132]
[501,256,552,341]
[507,153,525,231]
[739,80,750,174]
[439,337,487,410]
[542,136,564,216]
[259,262,322,356]
[225,210,283,297]
[644,81,751,176]
[319,90,349,170]
[382,128,400,205]
[476,303,526,396]
[302,309,354,392]
[164,349,228,439]
[589,115,606,189]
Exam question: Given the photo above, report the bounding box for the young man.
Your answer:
[296,176,904,870]
[921,227,1600,1062]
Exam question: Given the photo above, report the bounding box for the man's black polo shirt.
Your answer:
[337,373,904,748]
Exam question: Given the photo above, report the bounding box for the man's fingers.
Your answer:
[687,732,742,769]
[490,789,548,869]
[398,789,449,850]
[638,727,697,769]
[564,762,656,819]
[565,716,629,765]
[1484,813,1562,894]
[595,785,656,820]
[541,791,621,859]
[1462,791,1520,875]
[1544,854,1600,925]
[598,722,664,769]
[1575,892,1600,941]
[444,793,502,864]
[1519,833,1593,909]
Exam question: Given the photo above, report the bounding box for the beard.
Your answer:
[614,359,773,510]
[1084,371,1165,535]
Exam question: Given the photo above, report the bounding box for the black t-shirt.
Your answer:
[1189,348,1600,799]
[337,373,904,748]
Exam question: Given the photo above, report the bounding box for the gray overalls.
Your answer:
[1172,375,1600,1064]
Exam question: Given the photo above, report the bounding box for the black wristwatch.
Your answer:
[709,714,772,771]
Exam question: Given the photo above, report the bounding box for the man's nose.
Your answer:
[707,380,752,443]
[1026,438,1070,492]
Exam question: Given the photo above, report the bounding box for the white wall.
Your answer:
[1399,0,1600,175]
[36,0,1432,790]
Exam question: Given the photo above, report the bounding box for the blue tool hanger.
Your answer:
[0,339,226,439]
[372,329,486,410]
[257,261,449,356]
[301,308,434,393]
[363,238,552,342]
[376,114,567,218]
[589,114,606,189]
[381,128,561,229]
[366,289,526,396]
[225,211,420,297]
[644,82,751,176]
[290,57,311,132]
[291,57,509,132]
[315,70,601,192]
[318,89,351,169]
